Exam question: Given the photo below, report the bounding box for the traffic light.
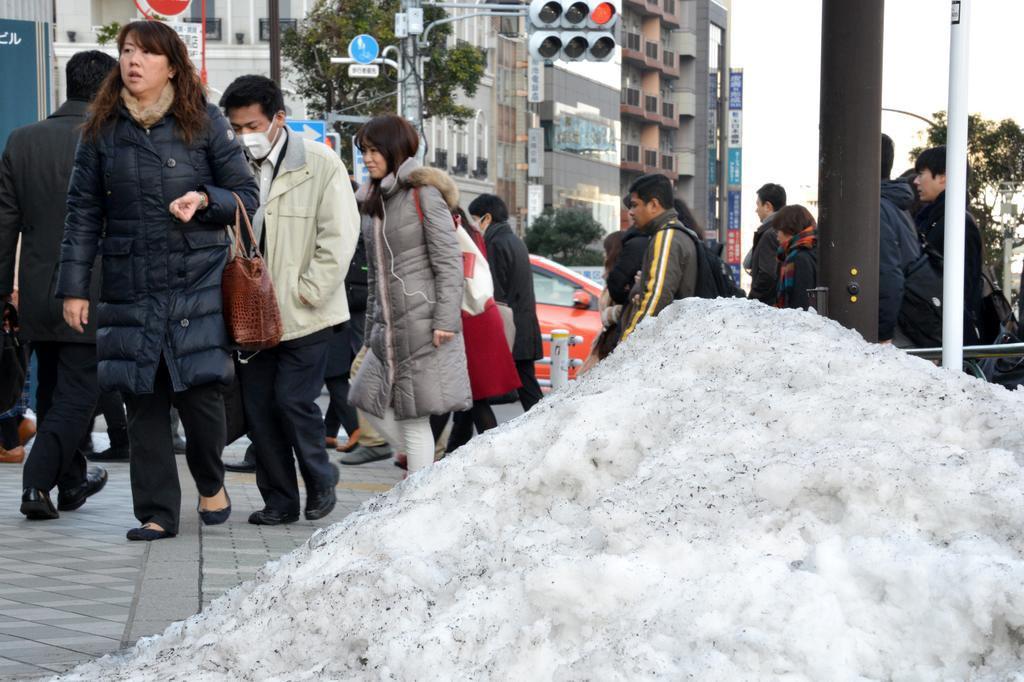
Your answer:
[527,0,619,62]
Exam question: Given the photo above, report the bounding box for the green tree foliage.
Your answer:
[281,0,486,139]
[911,112,1024,275]
[96,22,121,46]
[525,209,605,266]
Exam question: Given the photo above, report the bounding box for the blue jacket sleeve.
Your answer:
[57,138,104,300]
[198,105,258,225]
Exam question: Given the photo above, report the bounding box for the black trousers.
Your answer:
[22,342,98,492]
[79,390,129,453]
[515,359,543,412]
[123,359,226,534]
[95,391,128,443]
[430,400,499,454]
[239,334,337,515]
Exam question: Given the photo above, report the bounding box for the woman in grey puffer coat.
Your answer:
[349,115,471,473]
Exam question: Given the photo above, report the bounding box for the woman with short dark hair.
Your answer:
[349,115,472,474]
[58,21,259,540]
[772,205,818,310]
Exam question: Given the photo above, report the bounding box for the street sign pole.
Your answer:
[200,0,207,84]
[400,0,424,158]
[943,0,971,370]
[269,0,281,84]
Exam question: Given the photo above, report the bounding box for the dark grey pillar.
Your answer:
[818,0,885,341]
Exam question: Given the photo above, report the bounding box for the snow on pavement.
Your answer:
[59,299,1024,680]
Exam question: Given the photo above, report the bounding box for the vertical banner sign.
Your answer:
[167,22,204,67]
[528,58,545,104]
[528,128,544,178]
[0,19,50,150]
[725,69,743,284]
[527,184,545,228]
[707,72,718,186]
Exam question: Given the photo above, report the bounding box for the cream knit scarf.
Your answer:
[121,81,175,129]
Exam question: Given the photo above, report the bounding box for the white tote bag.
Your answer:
[455,226,494,315]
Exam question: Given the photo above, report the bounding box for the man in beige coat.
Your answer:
[221,76,359,525]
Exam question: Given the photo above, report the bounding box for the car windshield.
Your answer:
[533,268,580,308]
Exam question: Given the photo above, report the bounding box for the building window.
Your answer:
[186,0,222,41]
[190,0,215,19]
[259,18,298,41]
[474,115,488,179]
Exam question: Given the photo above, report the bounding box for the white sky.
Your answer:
[731,0,1024,254]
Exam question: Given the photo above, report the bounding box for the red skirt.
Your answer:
[462,302,521,400]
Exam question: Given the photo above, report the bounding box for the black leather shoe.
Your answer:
[57,467,108,512]
[304,486,337,521]
[224,458,256,473]
[88,444,129,462]
[20,489,59,520]
[224,444,257,473]
[248,508,299,525]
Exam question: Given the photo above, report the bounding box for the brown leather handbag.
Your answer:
[221,193,283,350]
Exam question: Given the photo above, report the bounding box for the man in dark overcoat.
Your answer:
[0,51,116,518]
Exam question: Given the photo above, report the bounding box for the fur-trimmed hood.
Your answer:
[355,159,460,211]
[406,166,460,210]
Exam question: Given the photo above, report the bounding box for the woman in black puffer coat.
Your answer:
[57,21,258,541]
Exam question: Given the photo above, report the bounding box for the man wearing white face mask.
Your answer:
[220,75,360,526]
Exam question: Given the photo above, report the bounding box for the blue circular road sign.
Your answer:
[348,34,380,65]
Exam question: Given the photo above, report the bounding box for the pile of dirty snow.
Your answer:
[60,299,1024,681]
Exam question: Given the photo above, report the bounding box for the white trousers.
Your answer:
[363,409,434,473]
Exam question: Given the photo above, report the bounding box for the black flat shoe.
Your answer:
[57,467,108,511]
[198,490,231,526]
[126,525,175,541]
[20,488,58,520]
[304,486,337,521]
[248,508,299,525]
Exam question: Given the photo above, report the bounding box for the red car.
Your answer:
[529,255,603,383]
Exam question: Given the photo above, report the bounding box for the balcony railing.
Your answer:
[644,95,659,114]
[259,18,298,41]
[451,153,469,176]
[182,17,222,41]
[625,32,641,52]
[645,41,659,60]
[643,148,658,168]
[662,101,675,119]
[623,87,641,107]
[623,144,641,164]
[432,149,449,170]
[473,157,488,179]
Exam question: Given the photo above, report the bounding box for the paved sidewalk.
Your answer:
[0,435,404,680]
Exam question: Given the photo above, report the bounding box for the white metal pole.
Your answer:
[942,0,970,370]
[550,329,570,391]
[1004,234,1013,297]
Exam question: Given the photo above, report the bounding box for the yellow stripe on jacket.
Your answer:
[621,228,675,342]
